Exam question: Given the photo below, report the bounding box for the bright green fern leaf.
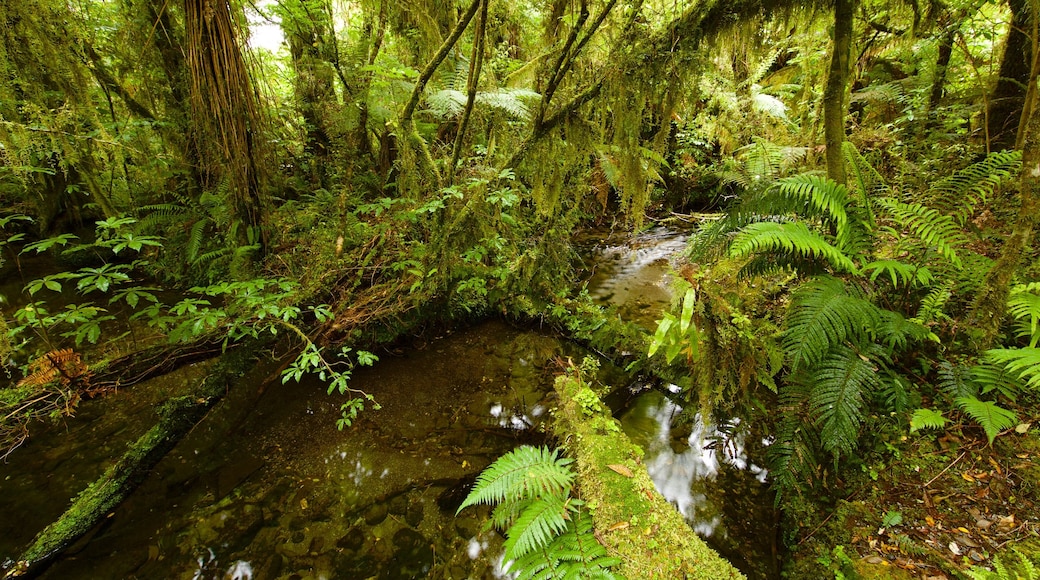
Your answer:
[984,348,1040,390]
[910,408,947,433]
[875,198,965,268]
[783,276,881,370]
[730,221,857,274]
[457,446,574,514]
[503,494,573,560]
[928,150,1020,226]
[1009,284,1040,347]
[956,396,1018,443]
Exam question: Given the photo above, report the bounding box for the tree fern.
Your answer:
[767,174,850,236]
[956,396,1018,444]
[875,198,966,268]
[782,276,880,370]
[729,221,857,275]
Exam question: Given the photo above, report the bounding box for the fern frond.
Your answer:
[457,446,574,514]
[427,89,467,119]
[876,309,932,351]
[809,344,883,456]
[1009,284,1040,347]
[476,88,541,121]
[768,174,850,236]
[862,260,932,289]
[912,283,953,325]
[910,408,948,432]
[927,150,1020,225]
[730,222,856,274]
[984,348,1040,390]
[783,276,880,369]
[875,197,965,268]
[938,361,977,399]
[956,396,1017,443]
[503,494,572,560]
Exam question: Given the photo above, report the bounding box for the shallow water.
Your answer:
[2,321,570,579]
[619,390,780,579]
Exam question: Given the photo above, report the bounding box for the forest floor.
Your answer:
[792,423,1040,578]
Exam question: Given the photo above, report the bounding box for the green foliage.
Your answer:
[1009,284,1040,347]
[909,408,948,432]
[956,396,1018,444]
[729,221,856,275]
[967,550,1040,580]
[648,288,699,364]
[927,150,1021,226]
[874,198,965,268]
[458,446,621,579]
[782,276,880,370]
[808,344,885,456]
[984,348,1040,390]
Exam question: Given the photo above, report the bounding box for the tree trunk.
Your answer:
[968,85,1040,348]
[987,0,1033,152]
[283,0,339,189]
[823,0,854,185]
[924,22,958,133]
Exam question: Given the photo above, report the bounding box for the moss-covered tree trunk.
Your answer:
[968,91,1040,347]
[987,0,1033,152]
[823,0,854,185]
[552,373,745,579]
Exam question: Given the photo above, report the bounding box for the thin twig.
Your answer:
[924,450,967,488]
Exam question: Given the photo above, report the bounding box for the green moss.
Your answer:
[552,373,745,579]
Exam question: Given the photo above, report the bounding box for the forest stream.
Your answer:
[0,229,776,579]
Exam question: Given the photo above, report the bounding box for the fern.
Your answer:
[842,142,888,201]
[502,494,573,559]
[782,276,880,370]
[729,221,857,274]
[1008,284,1040,347]
[509,511,621,580]
[808,344,884,456]
[768,174,850,237]
[938,361,977,399]
[927,150,1020,226]
[984,348,1040,390]
[956,396,1018,443]
[457,446,574,513]
[966,550,1039,580]
[862,259,932,289]
[875,198,966,268]
[910,408,948,432]
[458,446,621,579]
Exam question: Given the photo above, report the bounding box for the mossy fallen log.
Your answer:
[2,337,269,579]
[552,372,745,579]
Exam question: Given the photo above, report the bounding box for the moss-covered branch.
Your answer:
[3,337,269,579]
[552,372,745,579]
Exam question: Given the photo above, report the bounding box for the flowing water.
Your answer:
[2,226,779,579]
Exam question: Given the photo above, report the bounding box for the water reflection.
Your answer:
[620,389,779,579]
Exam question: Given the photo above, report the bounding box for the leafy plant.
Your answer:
[457,445,621,579]
[967,550,1040,580]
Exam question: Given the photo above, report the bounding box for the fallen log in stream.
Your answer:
[552,371,745,579]
[2,337,270,579]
